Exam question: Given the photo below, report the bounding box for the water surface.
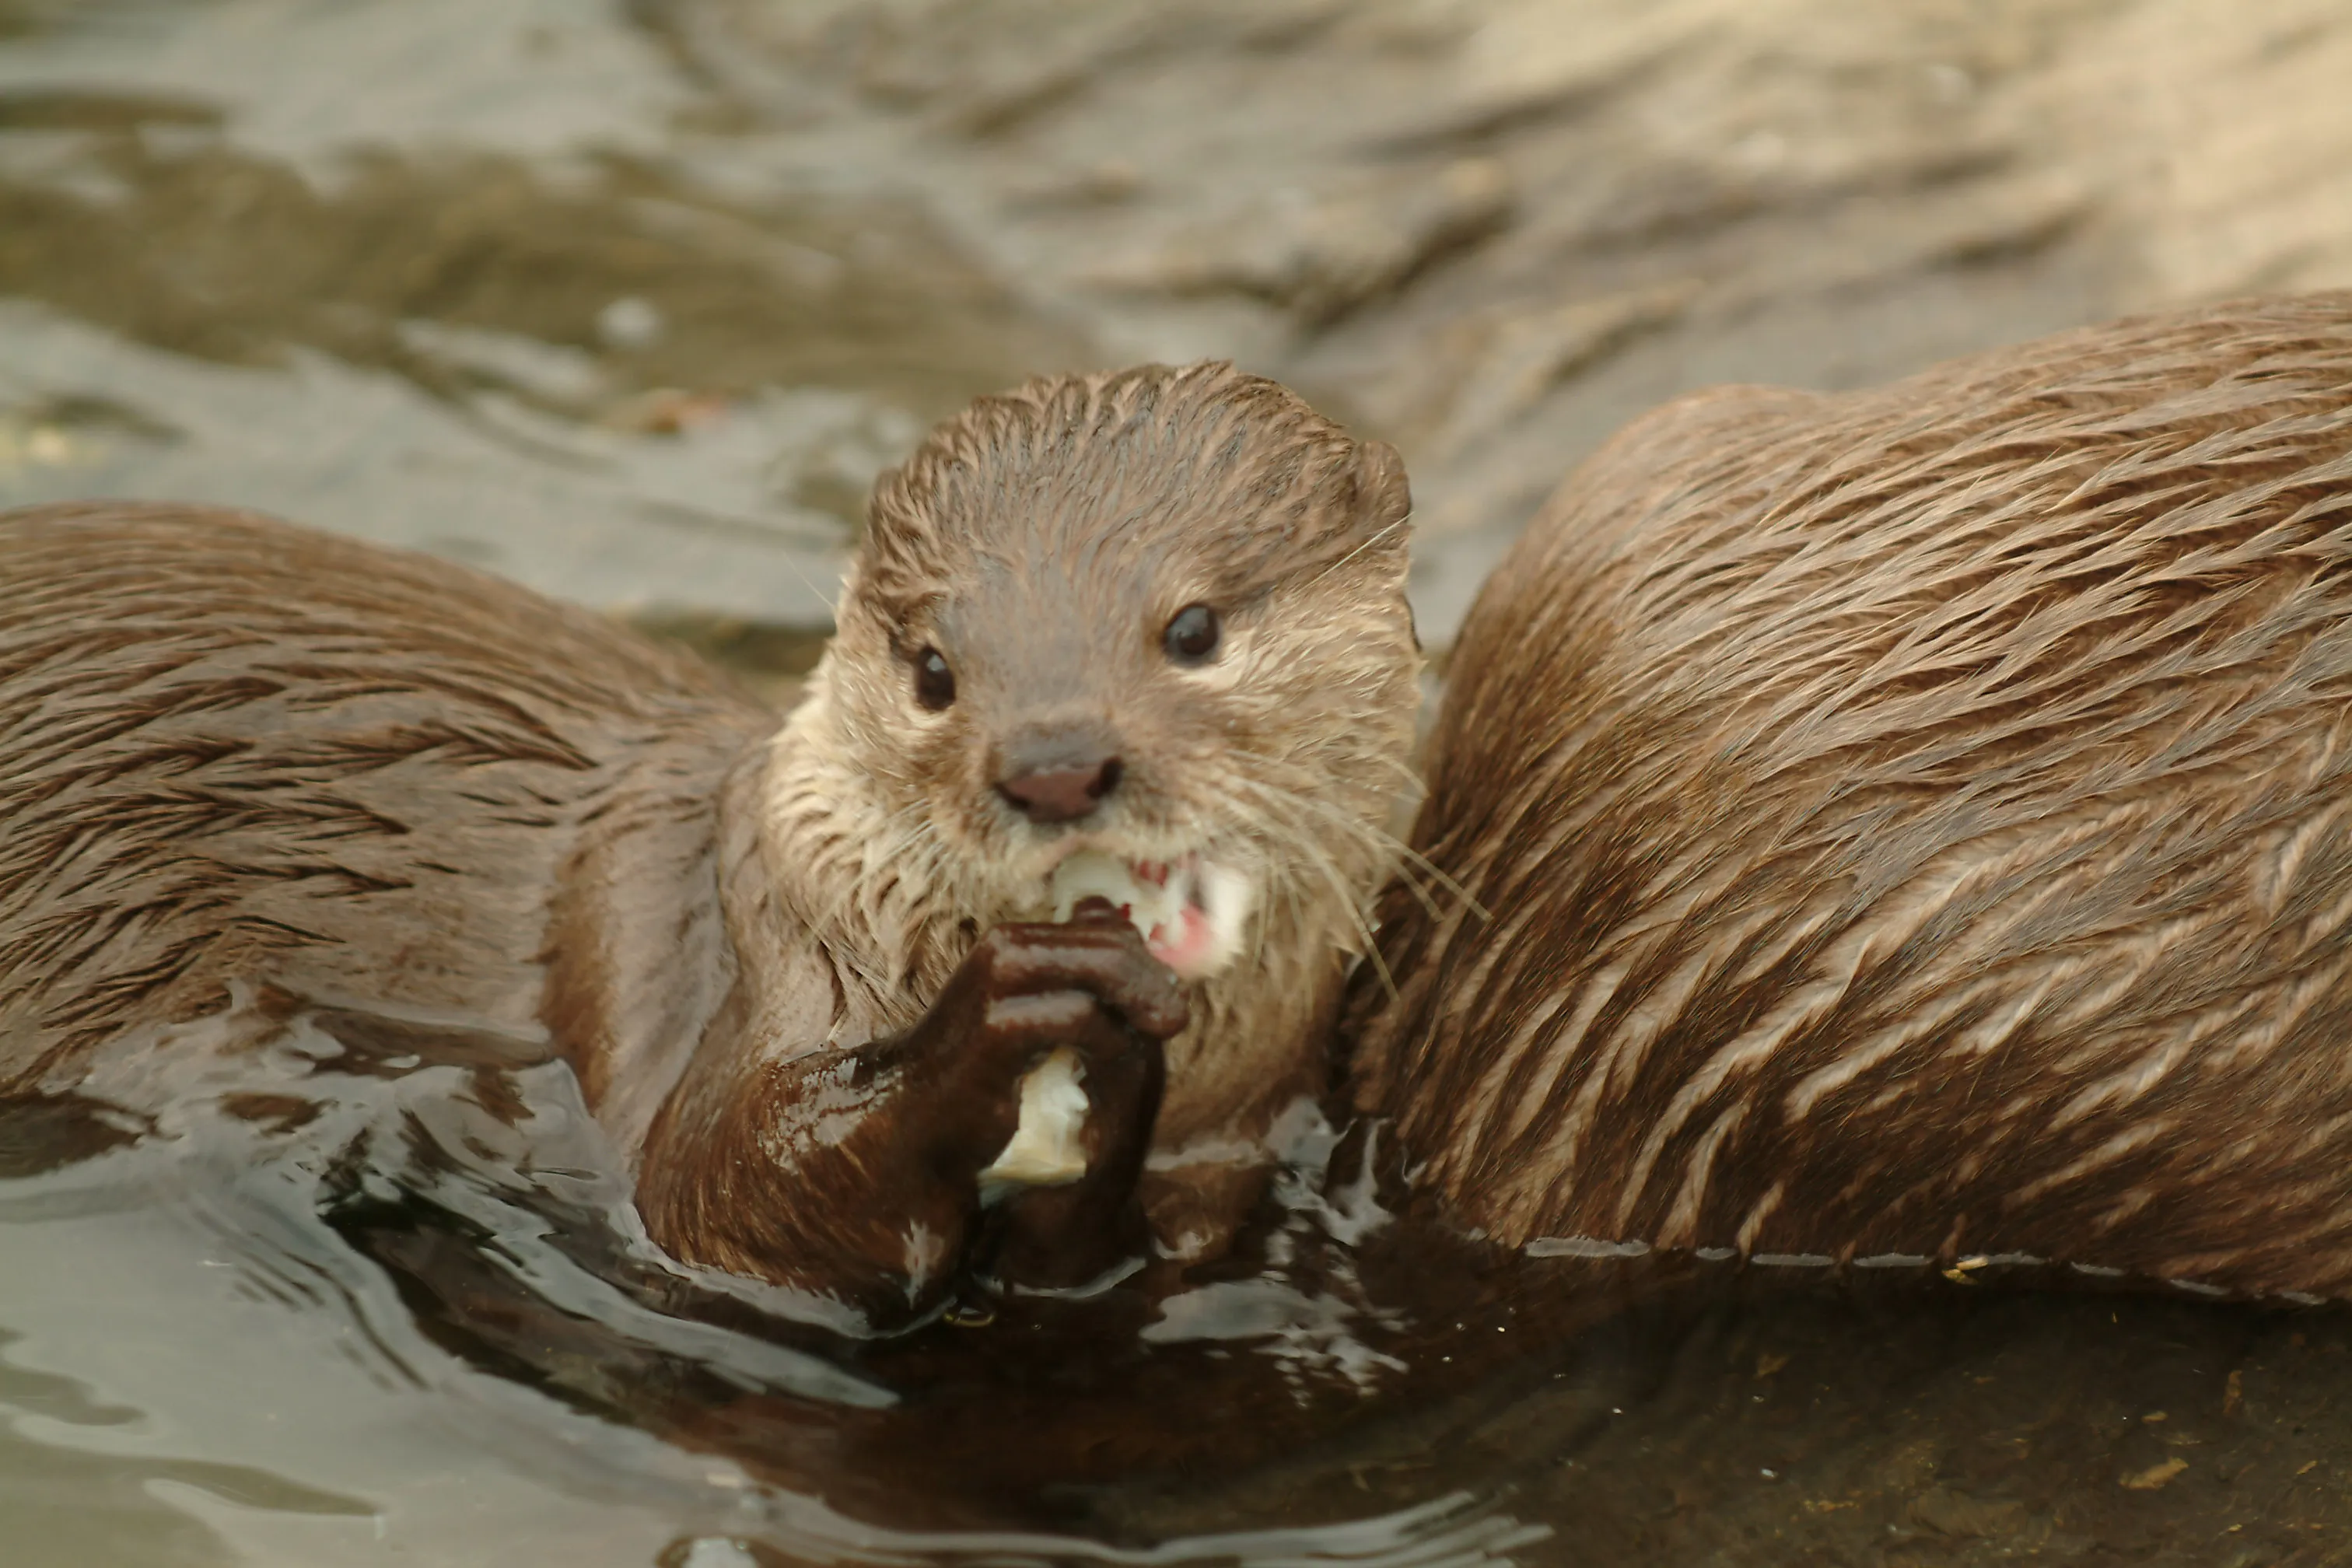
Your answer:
[7,2,2352,1563]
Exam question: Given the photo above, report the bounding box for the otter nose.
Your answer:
[998,758,1123,824]
[996,726,1125,824]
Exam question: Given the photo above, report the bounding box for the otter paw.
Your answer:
[975,908,1181,1192]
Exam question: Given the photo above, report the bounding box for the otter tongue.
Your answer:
[1048,850,1227,978]
[1151,903,1221,975]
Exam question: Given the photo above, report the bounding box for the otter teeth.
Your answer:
[1048,849,1252,980]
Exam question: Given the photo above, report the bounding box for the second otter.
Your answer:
[1355,291,2352,1301]
[0,364,1419,1323]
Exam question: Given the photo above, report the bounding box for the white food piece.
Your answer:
[1048,849,1181,930]
[1046,849,1255,978]
[1181,859,1255,975]
[978,1045,1089,1191]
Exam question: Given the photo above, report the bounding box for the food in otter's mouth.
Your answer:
[978,855,1258,1194]
[1045,849,1254,981]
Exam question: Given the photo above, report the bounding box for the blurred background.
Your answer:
[5,0,2347,672]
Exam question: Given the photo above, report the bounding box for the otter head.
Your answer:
[761,362,1419,1132]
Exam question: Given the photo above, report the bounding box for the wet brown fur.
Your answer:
[0,504,769,1097]
[0,363,1419,1297]
[745,364,1416,1169]
[1352,292,2352,1299]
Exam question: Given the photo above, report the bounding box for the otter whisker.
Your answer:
[1390,842,1489,923]
[1279,818,1406,1001]
[1292,514,1412,597]
[793,786,961,1010]
[1228,776,1396,998]
[1228,765,1472,926]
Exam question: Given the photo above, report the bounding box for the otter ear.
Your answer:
[1346,439,1412,552]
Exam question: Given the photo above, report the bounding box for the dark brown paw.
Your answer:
[971,900,1189,1047]
[912,901,1183,1295]
[893,902,1181,1174]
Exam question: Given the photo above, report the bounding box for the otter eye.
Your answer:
[1164,604,1221,665]
[913,646,956,711]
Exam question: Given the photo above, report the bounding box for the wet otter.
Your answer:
[0,362,1419,1324]
[1353,291,2352,1300]
[22,296,2352,1320]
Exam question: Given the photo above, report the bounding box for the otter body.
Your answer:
[0,365,1419,1322]
[1356,292,2352,1299]
[0,504,768,1084]
[20,299,2352,1313]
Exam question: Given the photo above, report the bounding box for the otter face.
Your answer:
[794,362,1419,995]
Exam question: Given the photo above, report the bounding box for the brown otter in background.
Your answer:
[0,362,1419,1324]
[1353,292,2352,1300]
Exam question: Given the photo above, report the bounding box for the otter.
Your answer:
[0,362,1419,1325]
[1352,291,2352,1300]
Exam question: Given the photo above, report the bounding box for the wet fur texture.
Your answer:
[0,364,1419,1291]
[0,505,768,1100]
[1352,292,2352,1299]
[748,364,1418,1163]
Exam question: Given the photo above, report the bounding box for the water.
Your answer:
[6,1,2352,1563]
[0,0,1087,632]
[10,1007,2352,1565]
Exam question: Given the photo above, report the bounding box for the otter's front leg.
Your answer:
[978,962,1171,1292]
[638,906,1185,1326]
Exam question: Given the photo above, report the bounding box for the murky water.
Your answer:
[12,1006,2352,1568]
[7,2,2352,1563]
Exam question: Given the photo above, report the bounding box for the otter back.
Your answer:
[0,503,772,1098]
[1353,292,2352,1299]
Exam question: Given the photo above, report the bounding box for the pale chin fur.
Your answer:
[759,669,1396,1172]
[758,681,1268,1013]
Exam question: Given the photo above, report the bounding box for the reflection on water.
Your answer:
[8,0,2352,1563]
[0,0,1087,627]
[0,1327,371,1568]
[0,1001,1559,1563]
[11,1002,2352,1564]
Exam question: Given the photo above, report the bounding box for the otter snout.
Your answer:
[996,721,1125,824]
